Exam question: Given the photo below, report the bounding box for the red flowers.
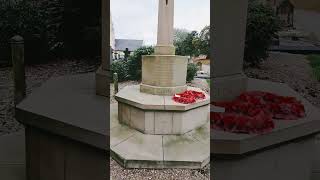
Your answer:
[211,91,306,134]
[173,90,206,104]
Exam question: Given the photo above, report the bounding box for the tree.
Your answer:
[193,25,210,58]
[174,30,198,57]
[174,28,189,44]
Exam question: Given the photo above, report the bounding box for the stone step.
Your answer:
[0,130,25,180]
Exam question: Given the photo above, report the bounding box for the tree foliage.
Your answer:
[193,25,210,58]
[244,0,281,66]
[174,26,210,58]
[127,46,154,81]
[111,60,128,82]
[186,63,198,82]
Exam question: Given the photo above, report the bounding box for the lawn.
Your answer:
[307,55,320,81]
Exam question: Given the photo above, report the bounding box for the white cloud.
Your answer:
[111,0,210,45]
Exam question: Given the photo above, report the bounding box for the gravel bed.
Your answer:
[245,52,320,108]
[110,158,210,180]
[0,58,100,136]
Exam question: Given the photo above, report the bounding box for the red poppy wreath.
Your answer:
[172,90,206,104]
[211,91,306,134]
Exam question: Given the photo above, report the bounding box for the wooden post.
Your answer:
[10,35,26,105]
[113,73,118,94]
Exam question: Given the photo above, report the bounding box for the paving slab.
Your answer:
[163,133,209,169]
[112,132,164,168]
[110,125,137,147]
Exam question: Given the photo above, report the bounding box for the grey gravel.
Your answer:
[245,52,320,108]
[0,58,100,136]
[110,158,210,180]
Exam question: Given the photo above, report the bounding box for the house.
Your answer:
[264,0,294,27]
[263,0,320,42]
[291,0,320,42]
[113,39,143,60]
[192,55,210,75]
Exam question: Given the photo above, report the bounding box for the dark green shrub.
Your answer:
[313,66,320,81]
[307,55,320,68]
[0,0,48,64]
[127,46,154,81]
[244,0,281,67]
[111,60,129,82]
[187,63,198,82]
[307,55,320,81]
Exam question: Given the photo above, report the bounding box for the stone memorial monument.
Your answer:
[110,0,210,168]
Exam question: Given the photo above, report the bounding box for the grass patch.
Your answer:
[307,55,320,81]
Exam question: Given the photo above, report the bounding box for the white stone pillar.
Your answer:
[212,0,249,101]
[155,0,175,55]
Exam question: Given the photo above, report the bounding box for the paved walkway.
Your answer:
[270,38,320,54]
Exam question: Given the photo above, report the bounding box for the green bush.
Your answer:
[187,63,198,82]
[127,46,154,81]
[244,0,281,67]
[307,55,320,68]
[0,0,48,64]
[313,66,320,81]
[307,55,320,81]
[111,60,128,82]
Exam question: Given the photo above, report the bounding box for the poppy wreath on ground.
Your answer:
[172,90,206,104]
[211,91,306,134]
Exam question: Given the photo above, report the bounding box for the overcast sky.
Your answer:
[111,0,210,45]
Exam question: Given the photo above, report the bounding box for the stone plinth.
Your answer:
[115,85,210,135]
[140,55,188,95]
[15,73,108,179]
[211,78,320,180]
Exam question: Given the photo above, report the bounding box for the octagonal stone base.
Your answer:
[115,85,210,135]
[111,104,210,169]
[211,78,320,180]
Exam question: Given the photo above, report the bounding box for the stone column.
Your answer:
[211,0,249,101]
[155,0,175,55]
[140,0,188,95]
[96,0,110,97]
